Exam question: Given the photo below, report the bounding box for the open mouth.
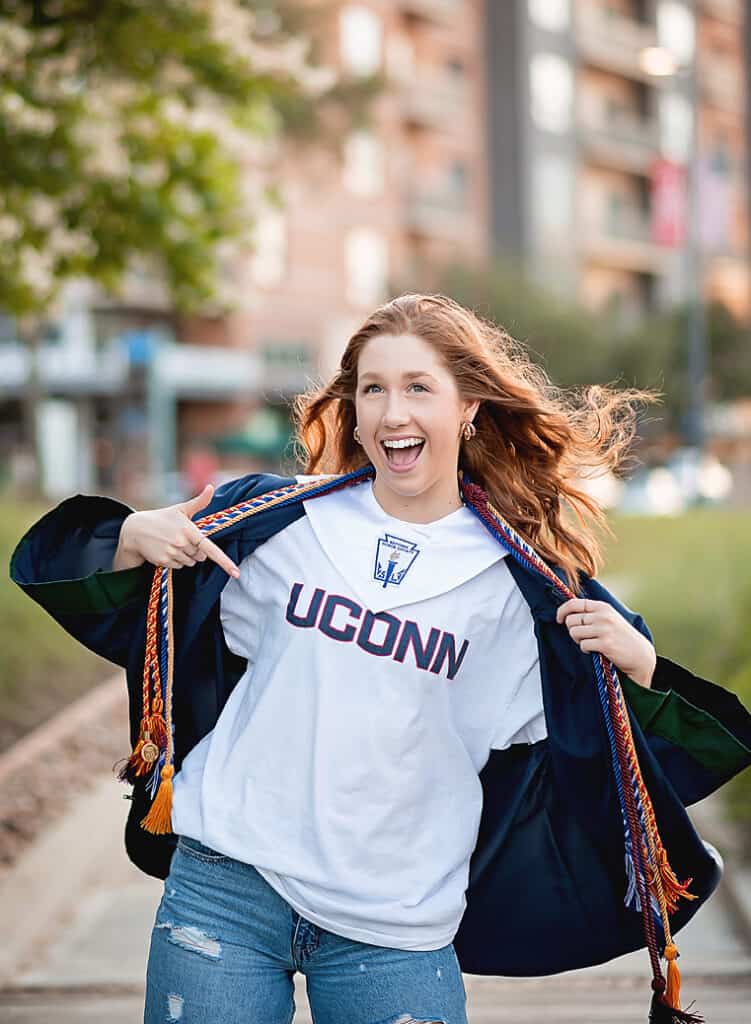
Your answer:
[381,439,425,472]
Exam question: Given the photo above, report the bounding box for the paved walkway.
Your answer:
[2,774,751,1022]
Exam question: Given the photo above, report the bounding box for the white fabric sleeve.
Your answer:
[219,559,259,662]
[488,588,548,749]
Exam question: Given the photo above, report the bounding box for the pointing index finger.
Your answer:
[201,536,241,578]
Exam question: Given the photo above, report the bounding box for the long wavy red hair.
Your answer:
[290,293,661,594]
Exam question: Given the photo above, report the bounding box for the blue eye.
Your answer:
[362,383,428,393]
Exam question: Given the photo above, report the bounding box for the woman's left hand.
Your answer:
[555,598,657,688]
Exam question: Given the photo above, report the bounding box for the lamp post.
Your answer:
[640,43,706,454]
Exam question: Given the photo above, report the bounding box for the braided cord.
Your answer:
[458,475,697,996]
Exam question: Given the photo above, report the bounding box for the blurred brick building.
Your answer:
[1,0,750,502]
[488,0,750,326]
[175,0,492,450]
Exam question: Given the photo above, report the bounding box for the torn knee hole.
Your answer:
[392,1017,446,1024]
[167,993,184,1021]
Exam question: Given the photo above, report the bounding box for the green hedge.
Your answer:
[0,499,112,752]
[601,507,751,843]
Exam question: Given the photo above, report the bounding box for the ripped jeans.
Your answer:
[144,836,468,1024]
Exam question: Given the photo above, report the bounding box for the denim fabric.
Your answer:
[144,836,468,1024]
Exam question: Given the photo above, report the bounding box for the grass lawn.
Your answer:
[600,507,751,686]
[600,506,751,838]
[0,498,113,752]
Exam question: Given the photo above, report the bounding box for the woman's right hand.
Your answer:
[114,484,241,578]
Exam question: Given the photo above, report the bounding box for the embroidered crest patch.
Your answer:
[373,533,420,588]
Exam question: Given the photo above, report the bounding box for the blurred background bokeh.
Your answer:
[1,1,750,837]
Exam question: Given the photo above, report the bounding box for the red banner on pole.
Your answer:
[650,158,687,247]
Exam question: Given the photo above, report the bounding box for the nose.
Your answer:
[381,390,412,427]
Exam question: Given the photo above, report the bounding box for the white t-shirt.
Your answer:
[171,475,546,950]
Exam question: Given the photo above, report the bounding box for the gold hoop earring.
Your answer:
[461,421,476,441]
[353,426,362,445]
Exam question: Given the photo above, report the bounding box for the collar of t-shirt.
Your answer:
[299,476,507,614]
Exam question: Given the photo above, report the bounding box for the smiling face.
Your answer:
[354,332,479,521]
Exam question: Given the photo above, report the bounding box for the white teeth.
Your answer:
[382,438,424,449]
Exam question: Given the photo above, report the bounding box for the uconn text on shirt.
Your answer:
[286,582,470,680]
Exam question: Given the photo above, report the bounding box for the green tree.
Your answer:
[0,0,380,492]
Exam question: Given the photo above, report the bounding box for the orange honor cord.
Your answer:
[140,566,176,834]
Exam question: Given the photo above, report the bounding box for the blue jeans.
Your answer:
[144,836,469,1024]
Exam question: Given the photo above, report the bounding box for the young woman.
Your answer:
[11,293,751,1024]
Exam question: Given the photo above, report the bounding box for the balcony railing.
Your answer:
[399,0,460,22]
[0,339,129,395]
[0,337,313,398]
[580,210,667,272]
[154,341,312,397]
[578,111,660,173]
[575,3,658,79]
[152,343,261,397]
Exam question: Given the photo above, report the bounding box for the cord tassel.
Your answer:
[140,764,174,834]
[648,992,704,1023]
[664,943,681,1008]
[647,945,704,1023]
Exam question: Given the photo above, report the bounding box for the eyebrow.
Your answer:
[359,370,439,383]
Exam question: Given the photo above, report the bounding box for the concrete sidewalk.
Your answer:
[2,773,751,1023]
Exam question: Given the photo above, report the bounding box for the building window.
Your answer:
[448,160,469,203]
[532,154,573,236]
[343,131,385,196]
[345,228,388,307]
[607,192,629,234]
[605,96,625,123]
[340,5,382,77]
[250,206,287,288]
[528,0,570,33]
[530,53,573,134]
[446,58,465,80]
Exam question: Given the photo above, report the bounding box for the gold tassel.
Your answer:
[140,764,174,834]
[664,943,681,1009]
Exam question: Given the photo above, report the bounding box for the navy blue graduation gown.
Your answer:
[9,471,751,976]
